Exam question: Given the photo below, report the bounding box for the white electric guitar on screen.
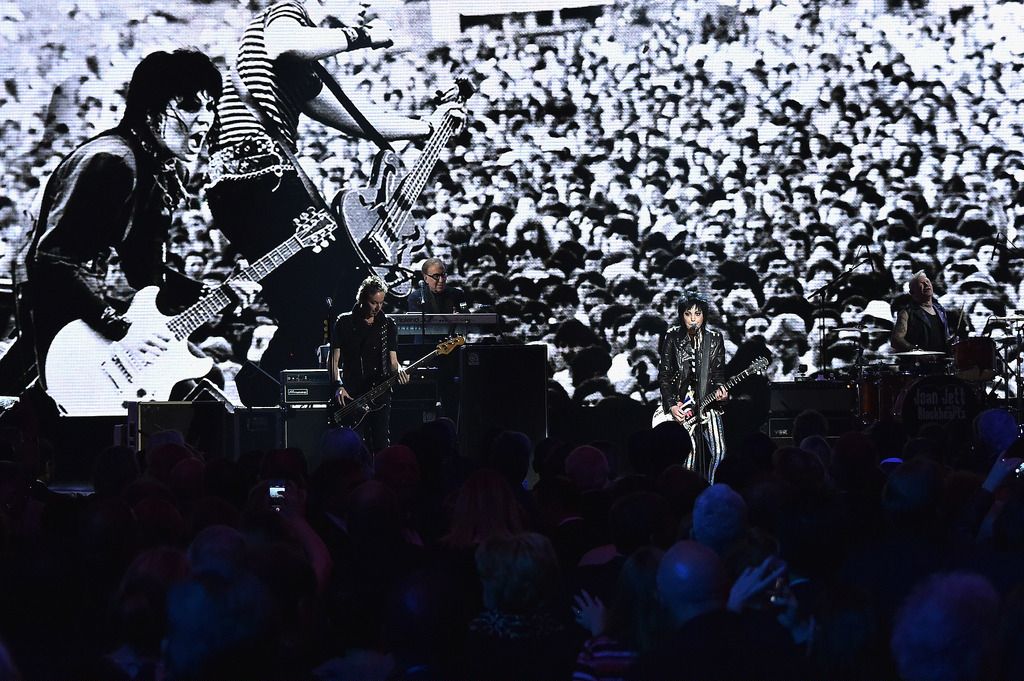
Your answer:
[44,209,336,417]
[651,357,769,432]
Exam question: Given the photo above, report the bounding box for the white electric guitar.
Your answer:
[652,357,769,431]
[44,209,337,416]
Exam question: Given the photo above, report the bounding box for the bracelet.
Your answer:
[340,25,372,51]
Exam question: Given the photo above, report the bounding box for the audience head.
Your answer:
[608,491,672,555]
[565,445,610,492]
[443,468,525,549]
[476,532,561,614]
[606,547,665,653]
[792,409,829,446]
[92,445,141,498]
[485,430,532,488]
[973,409,1019,461]
[691,484,748,555]
[656,540,728,627]
[890,572,999,681]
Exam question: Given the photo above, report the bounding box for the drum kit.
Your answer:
[855,325,1020,434]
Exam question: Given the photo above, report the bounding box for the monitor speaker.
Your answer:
[235,361,281,407]
[457,345,547,458]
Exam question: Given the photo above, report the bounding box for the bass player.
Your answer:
[658,291,729,481]
[330,275,409,452]
[207,0,466,398]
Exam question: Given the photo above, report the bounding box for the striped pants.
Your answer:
[685,411,726,482]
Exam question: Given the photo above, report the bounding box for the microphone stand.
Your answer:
[805,255,873,380]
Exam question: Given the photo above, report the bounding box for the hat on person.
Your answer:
[957,271,1001,293]
[862,299,894,328]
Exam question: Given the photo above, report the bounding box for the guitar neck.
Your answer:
[374,114,459,240]
[696,368,753,412]
[361,349,439,402]
[167,234,307,340]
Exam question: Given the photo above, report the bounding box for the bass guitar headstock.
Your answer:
[437,335,466,356]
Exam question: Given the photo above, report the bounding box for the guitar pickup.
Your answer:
[361,234,390,265]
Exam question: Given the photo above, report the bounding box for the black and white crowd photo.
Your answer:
[1,0,1024,678]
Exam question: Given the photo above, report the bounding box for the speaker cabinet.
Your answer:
[457,345,547,457]
[127,401,233,456]
[767,380,857,443]
[282,405,330,470]
[127,403,284,459]
[769,381,857,415]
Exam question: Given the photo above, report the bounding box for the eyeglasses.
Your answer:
[426,272,448,282]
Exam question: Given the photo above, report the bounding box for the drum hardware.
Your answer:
[894,350,946,357]
[805,251,876,382]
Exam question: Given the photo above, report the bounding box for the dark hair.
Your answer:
[605,547,665,654]
[121,50,222,133]
[677,291,710,322]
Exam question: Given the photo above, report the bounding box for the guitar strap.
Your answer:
[698,328,711,409]
[311,64,394,153]
[232,60,393,215]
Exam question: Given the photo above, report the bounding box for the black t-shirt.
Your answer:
[331,310,397,394]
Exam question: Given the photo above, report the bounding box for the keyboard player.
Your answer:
[408,258,467,314]
[407,257,465,420]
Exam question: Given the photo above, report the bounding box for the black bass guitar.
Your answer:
[329,335,465,428]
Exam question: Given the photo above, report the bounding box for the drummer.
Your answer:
[891,271,951,353]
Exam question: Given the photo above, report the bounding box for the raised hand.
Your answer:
[573,589,607,637]
[727,556,787,613]
[430,99,468,136]
[363,17,394,49]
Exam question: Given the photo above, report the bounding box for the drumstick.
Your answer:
[953,301,966,339]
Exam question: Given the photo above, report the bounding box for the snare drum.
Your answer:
[952,337,997,381]
[858,371,913,423]
[894,375,979,435]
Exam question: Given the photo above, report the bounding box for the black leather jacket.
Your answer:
[658,325,726,412]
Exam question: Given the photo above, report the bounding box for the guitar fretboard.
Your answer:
[370,113,459,245]
[167,234,306,340]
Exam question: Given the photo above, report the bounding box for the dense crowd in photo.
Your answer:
[2,0,1024,678]
[2,0,1024,406]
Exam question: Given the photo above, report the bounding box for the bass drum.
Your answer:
[895,375,979,436]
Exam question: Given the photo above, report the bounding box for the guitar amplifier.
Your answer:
[281,369,333,405]
[768,380,857,441]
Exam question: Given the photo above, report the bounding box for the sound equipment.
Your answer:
[391,313,499,339]
[127,401,232,456]
[457,345,546,457]
[127,402,284,458]
[236,360,281,407]
[235,407,283,455]
[768,380,857,440]
[282,405,330,471]
[281,369,334,404]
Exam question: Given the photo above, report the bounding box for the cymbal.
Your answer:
[894,350,946,357]
[830,327,889,336]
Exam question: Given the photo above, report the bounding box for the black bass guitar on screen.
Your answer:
[332,78,473,298]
